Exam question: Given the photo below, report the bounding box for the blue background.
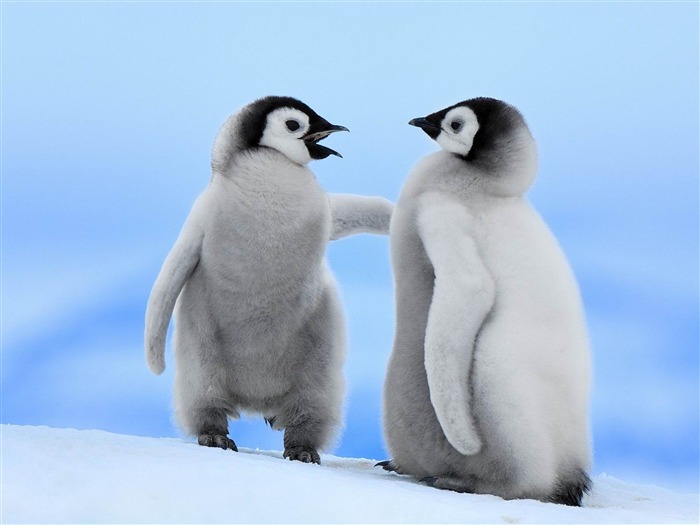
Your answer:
[3,2,698,493]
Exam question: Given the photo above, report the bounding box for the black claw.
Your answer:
[420,476,438,487]
[264,417,277,428]
[375,459,402,473]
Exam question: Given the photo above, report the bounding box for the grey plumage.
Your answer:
[382,97,592,505]
[145,96,393,463]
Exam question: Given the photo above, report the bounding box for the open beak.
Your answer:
[303,122,349,159]
[409,117,441,140]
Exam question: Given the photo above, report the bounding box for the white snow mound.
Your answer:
[2,424,698,524]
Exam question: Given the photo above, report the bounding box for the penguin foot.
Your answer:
[375,459,405,474]
[420,475,475,493]
[284,446,320,465]
[198,433,238,451]
[264,416,277,429]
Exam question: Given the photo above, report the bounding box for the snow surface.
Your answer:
[2,425,697,524]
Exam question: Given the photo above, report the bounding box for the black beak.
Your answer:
[303,124,349,143]
[303,121,349,160]
[409,117,441,140]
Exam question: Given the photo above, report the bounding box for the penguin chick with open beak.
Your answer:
[145,96,393,464]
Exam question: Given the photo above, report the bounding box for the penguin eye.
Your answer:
[450,121,462,132]
[286,119,301,132]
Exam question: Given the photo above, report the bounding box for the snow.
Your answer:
[2,425,697,524]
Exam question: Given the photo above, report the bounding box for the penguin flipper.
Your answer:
[144,200,206,375]
[328,193,394,240]
[417,197,496,456]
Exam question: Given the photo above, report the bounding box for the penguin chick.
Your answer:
[145,96,393,464]
[382,97,592,505]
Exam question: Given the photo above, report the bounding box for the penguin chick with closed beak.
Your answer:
[381,97,592,505]
[145,96,393,464]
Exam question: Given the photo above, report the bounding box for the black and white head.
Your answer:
[409,97,535,172]
[212,96,348,172]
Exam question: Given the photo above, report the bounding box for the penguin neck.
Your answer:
[216,148,316,190]
[416,149,536,200]
[466,126,539,197]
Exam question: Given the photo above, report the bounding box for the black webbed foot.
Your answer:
[198,433,238,451]
[420,476,438,486]
[284,445,321,465]
[420,475,475,493]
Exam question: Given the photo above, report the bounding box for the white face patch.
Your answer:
[435,106,480,156]
[259,108,312,165]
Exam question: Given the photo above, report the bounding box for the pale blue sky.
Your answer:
[3,2,698,492]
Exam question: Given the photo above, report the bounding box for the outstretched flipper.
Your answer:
[328,193,394,240]
[144,197,207,375]
[417,196,496,456]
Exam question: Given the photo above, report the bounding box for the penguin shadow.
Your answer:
[182,438,430,489]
